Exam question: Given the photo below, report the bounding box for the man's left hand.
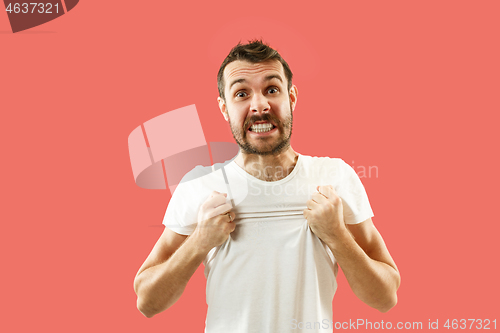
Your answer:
[303,185,346,243]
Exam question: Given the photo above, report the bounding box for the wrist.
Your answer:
[187,230,212,258]
[323,225,353,251]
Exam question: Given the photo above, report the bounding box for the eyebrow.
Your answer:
[228,74,283,90]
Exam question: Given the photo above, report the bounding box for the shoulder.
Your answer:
[299,154,348,172]
[164,162,231,231]
[173,159,235,201]
[179,157,233,185]
[178,164,216,184]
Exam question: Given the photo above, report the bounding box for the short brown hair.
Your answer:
[217,40,293,101]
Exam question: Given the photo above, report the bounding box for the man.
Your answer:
[134,40,400,332]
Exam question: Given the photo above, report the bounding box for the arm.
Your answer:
[134,191,235,318]
[134,228,200,318]
[328,218,400,312]
[304,186,400,312]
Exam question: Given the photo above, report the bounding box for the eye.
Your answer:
[235,91,247,98]
[267,87,279,94]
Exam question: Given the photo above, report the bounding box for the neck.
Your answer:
[234,147,299,182]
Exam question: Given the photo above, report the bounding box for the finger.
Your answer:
[205,193,228,208]
[211,203,232,217]
[311,192,329,204]
[318,185,338,200]
[209,191,227,199]
[317,185,330,198]
[306,199,318,210]
[322,185,342,205]
[225,211,236,223]
[327,185,338,196]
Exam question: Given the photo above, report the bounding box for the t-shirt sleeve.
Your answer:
[337,159,374,225]
[162,169,204,235]
[162,164,232,235]
[162,182,198,235]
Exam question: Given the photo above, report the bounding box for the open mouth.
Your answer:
[248,122,276,133]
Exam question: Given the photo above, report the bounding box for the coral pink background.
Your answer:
[1,1,499,332]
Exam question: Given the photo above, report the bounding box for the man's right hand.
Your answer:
[134,191,235,317]
[192,191,236,253]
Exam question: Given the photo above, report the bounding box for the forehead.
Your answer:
[224,60,285,88]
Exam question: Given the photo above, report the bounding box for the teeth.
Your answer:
[250,123,273,133]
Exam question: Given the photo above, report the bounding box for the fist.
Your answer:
[194,191,236,252]
[303,185,345,242]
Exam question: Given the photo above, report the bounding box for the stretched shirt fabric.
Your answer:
[162,154,374,333]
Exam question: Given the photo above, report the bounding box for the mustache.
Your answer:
[243,113,280,130]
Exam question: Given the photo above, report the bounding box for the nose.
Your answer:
[250,92,270,114]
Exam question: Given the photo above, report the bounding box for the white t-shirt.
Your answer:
[162,154,374,333]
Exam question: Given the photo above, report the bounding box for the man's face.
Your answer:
[218,60,298,156]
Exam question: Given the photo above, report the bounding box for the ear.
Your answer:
[218,96,229,121]
[289,85,298,111]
